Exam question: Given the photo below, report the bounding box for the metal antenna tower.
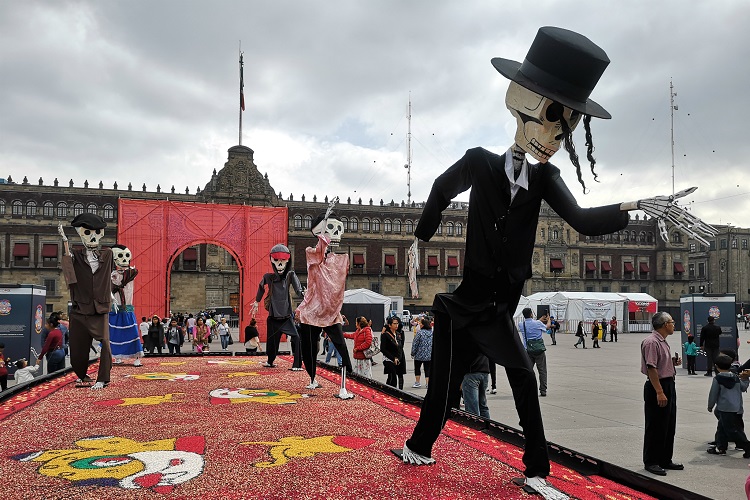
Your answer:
[670,79,677,197]
[404,94,412,205]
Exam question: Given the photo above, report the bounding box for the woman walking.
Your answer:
[381,317,406,389]
[411,317,433,388]
[573,321,586,348]
[217,317,231,350]
[344,317,373,378]
[591,320,601,348]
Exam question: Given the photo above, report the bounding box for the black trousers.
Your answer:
[406,305,549,478]
[299,323,352,382]
[266,317,301,367]
[715,410,750,451]
[643,377,677,466]
[704,347,720,375]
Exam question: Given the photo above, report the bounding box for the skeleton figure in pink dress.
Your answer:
[295,199,355,399]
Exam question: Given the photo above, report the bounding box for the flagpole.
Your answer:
[239,42,244,146]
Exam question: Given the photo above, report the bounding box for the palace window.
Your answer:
[43,201,54,217]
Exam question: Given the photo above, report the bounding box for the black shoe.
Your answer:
[704,373,713,376]
[660,462,684,470]
[706,446,726,455]
[540,392,546,397]
[645,465,667,476]
[743,450,750,459]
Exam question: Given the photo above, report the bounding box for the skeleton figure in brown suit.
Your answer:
[59,213,113,390]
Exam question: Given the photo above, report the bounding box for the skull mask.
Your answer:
[269,244,291,275]
[313,217,344,248]
[111,245,132,269]
[506,81,581,163]
[76,226,105,250]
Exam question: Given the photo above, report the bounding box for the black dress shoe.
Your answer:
[660,462,684,470]
[645,464,667,476]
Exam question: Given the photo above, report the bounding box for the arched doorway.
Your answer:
[117,199,287,341]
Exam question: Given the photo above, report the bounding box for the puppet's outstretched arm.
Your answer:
[620,187,717,246]
[58,223,72,256]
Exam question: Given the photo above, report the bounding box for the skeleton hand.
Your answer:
[111,293,119,314]
[58,223,68,242]
[251,301,259,318]
[407,237,419,299]
[633,187,717,246]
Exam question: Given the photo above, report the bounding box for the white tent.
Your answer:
[342,289,391,330]
[526,291,628,333]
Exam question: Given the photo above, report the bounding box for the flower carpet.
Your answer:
[0,356,657,500]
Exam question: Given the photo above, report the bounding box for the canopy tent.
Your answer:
[525,291,657,333]
[342,289,391,332]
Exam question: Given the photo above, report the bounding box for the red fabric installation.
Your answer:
[447,256,459,268]
[384,255,396,266]
[117,199,287,343]
[13,243,29,257]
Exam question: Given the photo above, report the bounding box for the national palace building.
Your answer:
[1,144,748,317]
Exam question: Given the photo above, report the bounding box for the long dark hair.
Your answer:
[561,114,597,193]
[47,312,60,328]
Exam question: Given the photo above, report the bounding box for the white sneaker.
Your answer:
[412,382,421,388]
[133,359,142,367]
[305,380,321,390]
[402,442,436,465]
[338,388,355,400]
[490,388,497,394]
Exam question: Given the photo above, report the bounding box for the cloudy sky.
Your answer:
[2,1,749,228]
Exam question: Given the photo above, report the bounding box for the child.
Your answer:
[244,318,261,353]
[707,354,750,457]
[14,358,40,384]
[684,335,699,375]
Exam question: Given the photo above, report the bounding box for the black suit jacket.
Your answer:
[416,147,629,285]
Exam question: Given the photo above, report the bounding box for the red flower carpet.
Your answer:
[0,356,655,500]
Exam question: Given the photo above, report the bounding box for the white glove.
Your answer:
[57,223,68,242]
[636,187,717,246]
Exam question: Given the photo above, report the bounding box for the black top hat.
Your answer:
[492,26,611,119]
[71,213,107,230]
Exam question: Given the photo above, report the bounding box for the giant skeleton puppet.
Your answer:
[109,245,144,366]
[59,214,116,390]
[251,243,304,370]
[398,27,715,499]
[294,198,356,399]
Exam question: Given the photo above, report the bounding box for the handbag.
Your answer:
[523,321,546,355]
[363,335,380,359]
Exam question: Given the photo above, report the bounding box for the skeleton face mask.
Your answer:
[76,226,104,249]
[506,82,581,163]
[269,244,291,274]
[112,246,132,268]
[313,217,344,248]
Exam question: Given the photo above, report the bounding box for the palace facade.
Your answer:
[1,145,747,317]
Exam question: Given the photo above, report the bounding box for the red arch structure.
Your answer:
[117,199,287,341]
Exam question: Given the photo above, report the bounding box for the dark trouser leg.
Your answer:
[705,347,719,375]
[266,319,281,365]
[386,372,396,387]
[322,323,352,373]
[397,374,404,390]
[299,323,319,382]
[291,332,302,368]
[69,313,93,380]
[47,350,66,372]
[643,378,676,466]
[406,311,471,458]
[505,365,549,477]
[718,411,750,450]
[0,375,6,391]
[489,362,496,389]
